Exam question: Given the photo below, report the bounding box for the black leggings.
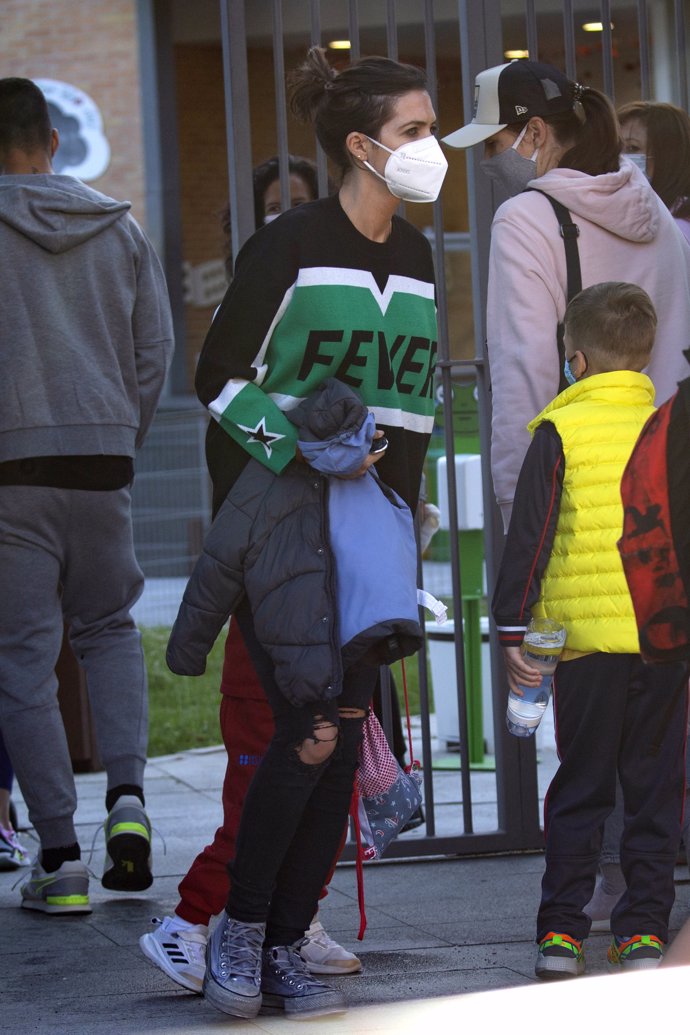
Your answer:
[228,598,377,946]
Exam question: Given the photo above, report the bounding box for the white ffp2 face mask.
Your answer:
[363,134,448,203]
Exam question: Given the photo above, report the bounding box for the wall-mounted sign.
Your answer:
[182,259,228,308]
[33,78,110,181]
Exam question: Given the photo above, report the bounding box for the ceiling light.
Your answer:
[504,49,529,59]
[582,21,614,32]
[328,40,351,50]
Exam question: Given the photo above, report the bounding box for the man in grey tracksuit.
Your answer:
[0,78,174,913]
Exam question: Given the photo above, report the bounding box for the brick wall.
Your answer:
[174,43,229,385]
[1,0,148,227]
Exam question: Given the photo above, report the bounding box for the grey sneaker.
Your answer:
[583,873,624,933]
[102,795,152,892]
[261,943,347,1017]
[20,858,92,915]
[202,915,265,1018]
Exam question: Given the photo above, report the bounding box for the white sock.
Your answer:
[162,914,196,932]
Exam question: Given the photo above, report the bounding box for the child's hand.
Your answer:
[335,429,387,479]
[501,646,543,696]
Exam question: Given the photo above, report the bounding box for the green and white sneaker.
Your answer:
[535,931,585,980]
[20,858,91,915]
[102,795,152,892]
[608,933,664,971]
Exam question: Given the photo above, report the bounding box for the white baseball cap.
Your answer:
[443,60,577,149]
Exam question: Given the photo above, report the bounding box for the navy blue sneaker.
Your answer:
[261,943,347,1017]
[202,915,265,1018]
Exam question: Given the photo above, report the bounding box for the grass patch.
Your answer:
[142,627,226,757]
[142,626,425,758]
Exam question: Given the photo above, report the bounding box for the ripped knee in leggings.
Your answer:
[338,707,367,721]
[295,716,339,765]
[295,708,367,765]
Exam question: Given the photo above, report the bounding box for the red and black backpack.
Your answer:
[618,376,690,662]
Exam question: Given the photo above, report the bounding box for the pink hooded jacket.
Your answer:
[487,159,690,529]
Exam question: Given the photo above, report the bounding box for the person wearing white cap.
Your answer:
[443,59,690,531]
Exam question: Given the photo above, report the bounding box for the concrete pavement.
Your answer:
[3,737,690,1035]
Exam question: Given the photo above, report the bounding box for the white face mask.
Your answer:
[362,134,448,203]
[480,124,540,198]
[263,213,280,224]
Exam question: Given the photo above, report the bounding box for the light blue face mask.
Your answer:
[625,153,648,178]
[563,356,578,386]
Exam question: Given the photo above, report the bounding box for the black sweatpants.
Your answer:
[227,598,377,947]
[537,652,688,944]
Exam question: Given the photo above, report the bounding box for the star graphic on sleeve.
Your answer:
[236,417,286,458]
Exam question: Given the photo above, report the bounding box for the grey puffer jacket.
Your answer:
[166,457,342,707]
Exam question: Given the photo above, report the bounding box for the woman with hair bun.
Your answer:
[444,60,690,530]
[193,46,446,1020]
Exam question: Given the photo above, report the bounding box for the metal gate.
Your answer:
[213,0,690,858]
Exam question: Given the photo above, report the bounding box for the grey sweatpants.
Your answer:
[0,484,148,849]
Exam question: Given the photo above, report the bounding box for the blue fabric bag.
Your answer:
[355,711,423,861]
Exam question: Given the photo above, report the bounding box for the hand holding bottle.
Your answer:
[501,645,543,696]
[505,617,567,738]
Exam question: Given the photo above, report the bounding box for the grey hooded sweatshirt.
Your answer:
[0,174,174,462]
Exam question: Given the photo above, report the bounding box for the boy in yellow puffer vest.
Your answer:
[492,281,688,980]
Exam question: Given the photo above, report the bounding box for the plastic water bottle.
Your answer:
[505,617,566,738]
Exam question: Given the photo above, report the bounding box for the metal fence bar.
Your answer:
[348,0,360,62]
[220,0,255,260]
[418,0,442,838]
[271,0,291,213]
[421,0,474,835]
[524,0,539,61]
[385,0,398,62]
[674,0,689,110]
[562,0,577,81]
[308,0,331,198]
[600,0,615,100]
[637,0,651,99]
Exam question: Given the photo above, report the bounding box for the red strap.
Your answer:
[351,661,418,941]
[349,780,367,940]
[399,659,419,774]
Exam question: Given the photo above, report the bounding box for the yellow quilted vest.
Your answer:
[528,371,655,654]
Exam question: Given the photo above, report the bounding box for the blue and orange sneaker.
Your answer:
[535,931,585,979]
[608,934,664,971]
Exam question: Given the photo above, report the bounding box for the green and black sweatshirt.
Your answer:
[195,193,438,516]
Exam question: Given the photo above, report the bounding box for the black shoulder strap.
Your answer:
[540,193,582,302]
[528,189,582,391]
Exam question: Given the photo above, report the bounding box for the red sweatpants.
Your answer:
[176,619,343,926]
